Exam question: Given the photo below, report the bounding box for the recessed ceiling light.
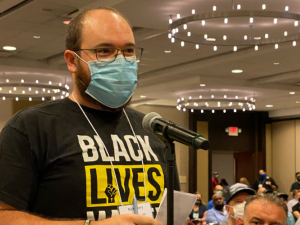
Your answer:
[254,37,261,40]
[274,62,280,65]
[206,38,216,41]
[63,21,70,25]
[165,50,171,53]
[140,95,146,98]
[200,84,206,87]
[290,92,295,95]
[266,105,273,108]
[232,69,243,73]
[3,46,16,51]
[33,36,41,39]
[296,101,300,104]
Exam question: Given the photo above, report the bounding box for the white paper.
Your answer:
[156,189,197,225]
[118,202,153,218]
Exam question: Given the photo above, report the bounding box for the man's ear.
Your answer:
[64,50,78,73]
[236,217,244,225]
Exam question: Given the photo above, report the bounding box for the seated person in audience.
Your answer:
[212,172,220,191]
[220,179,229,192]
[288,190,299,213]
[221,183,255,225]
[236,194,287,225]
[188,192,207,224]
[206,193,228,224]
[253,169,278,192]
[207,185,226,210]
[290,172,300,196]
[277,193,295,225]
[239,177,251,188]
[292,191,300,222]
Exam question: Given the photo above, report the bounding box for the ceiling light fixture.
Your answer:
[290,92,295,95]
[266,105,273,108]
[237,4,241,10]
[206,38,216,41]
[165,50,171,53]
[33,36,41,39]
[274,62,280,65]
[195,44,199,49]
[63,21,70,25]
[168,5,300,52]
[140,95,146,98]
[232,69,243,73]
[200,84,206,87]
[3,46,16,51]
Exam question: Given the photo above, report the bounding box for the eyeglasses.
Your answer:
[73,47,143,63]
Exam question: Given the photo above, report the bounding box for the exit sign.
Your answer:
[225,127,242,136]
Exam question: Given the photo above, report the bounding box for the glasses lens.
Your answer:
[96,48,116,62]
[123,48,142,62]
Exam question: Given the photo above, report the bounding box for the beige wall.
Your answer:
[271,120,299,197]
[196,121,209,204]
[132,105,190,192]
[0,99,13,130]
[265,124,272,177]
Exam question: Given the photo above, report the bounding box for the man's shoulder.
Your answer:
[4,99,69,130]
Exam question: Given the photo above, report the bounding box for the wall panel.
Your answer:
[196,121,209,204]
[272,121,295,195]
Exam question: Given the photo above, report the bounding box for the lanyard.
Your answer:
[72,94,147,205]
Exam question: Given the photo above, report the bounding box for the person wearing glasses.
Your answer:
[0,6,171,225]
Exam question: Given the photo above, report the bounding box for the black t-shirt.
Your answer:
[290,182,300,192]
[0,98,178,220]
[189,204,207,220]
[292,202,300,221]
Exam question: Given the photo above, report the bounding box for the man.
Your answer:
[276,193,295,225]
[207,185,225,210]
[0,7,168,225]
[292,191,300,221]
[206,193,228,223]
[236,194,288,225]
[288,190,299,213]
[290,172,300,196]
[253,169,278,192]
[221,183,255,225]
[212,172,220,191]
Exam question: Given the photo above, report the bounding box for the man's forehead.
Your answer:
[245,200,286,224]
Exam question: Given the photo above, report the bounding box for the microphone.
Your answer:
[142,112,210,150]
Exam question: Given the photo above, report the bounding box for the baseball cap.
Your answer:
[225,183,256,204]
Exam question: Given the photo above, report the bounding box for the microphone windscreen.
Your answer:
[142,112,162,132]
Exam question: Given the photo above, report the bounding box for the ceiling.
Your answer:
[0,0,300,116]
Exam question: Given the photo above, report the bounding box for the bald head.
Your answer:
[66,7,132,51]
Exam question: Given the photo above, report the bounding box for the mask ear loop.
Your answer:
[73,51,88,64]
[72,93,124,206]
[123,108,147,203]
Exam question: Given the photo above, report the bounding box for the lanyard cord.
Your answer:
[72,94,123,205]
[122,108,147,202]
[72,94,147,204]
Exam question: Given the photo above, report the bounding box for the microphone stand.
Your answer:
[165,141,175,225]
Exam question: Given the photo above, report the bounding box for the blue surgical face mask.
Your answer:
[75,53,138,109]
[216,191,223,195]
[260,174,267,180]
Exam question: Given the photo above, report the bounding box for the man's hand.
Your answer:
[96,214,162,225]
